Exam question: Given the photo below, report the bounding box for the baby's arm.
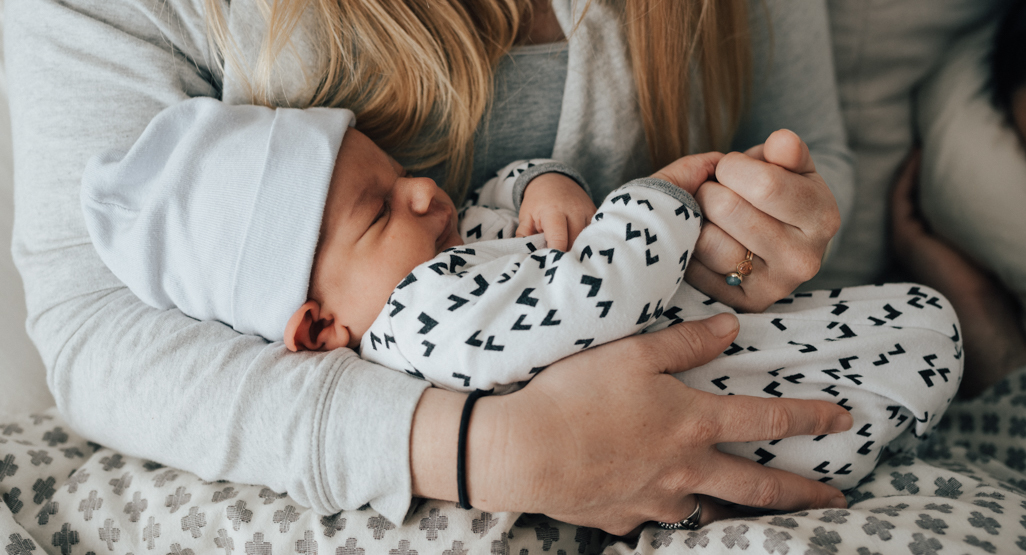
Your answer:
[361,178,702,392]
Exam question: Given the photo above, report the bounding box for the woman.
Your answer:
[6,0,850,535]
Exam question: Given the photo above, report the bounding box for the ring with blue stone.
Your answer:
[726,250,754,286]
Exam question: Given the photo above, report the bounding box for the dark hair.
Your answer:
[991,0,1026,120]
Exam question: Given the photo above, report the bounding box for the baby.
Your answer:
[82,99,961,489]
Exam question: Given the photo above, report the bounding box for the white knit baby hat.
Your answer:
[82,97,356,342]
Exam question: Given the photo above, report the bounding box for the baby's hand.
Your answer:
[517,173,597,251]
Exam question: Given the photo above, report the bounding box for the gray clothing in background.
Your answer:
[6,0,852,523]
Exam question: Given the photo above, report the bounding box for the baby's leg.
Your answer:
[649,283,962,490]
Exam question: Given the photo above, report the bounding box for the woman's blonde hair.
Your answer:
[203,0,751,200]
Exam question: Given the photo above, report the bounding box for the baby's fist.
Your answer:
[517,173,596,251]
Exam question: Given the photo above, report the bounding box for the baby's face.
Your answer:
[312,129,462,347]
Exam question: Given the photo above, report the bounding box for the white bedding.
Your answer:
[3,375,1026,554]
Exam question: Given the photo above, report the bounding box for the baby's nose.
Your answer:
[406,177,438,215]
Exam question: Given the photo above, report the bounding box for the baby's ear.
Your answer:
[284,300,350,352]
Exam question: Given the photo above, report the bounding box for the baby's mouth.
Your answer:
[434,205,461,252]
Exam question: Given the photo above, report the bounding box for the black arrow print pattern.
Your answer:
[358,164,960,492]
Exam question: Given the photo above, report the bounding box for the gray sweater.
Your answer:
[6,0,851,523]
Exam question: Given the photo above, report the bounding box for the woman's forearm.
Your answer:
[7,0,432,523]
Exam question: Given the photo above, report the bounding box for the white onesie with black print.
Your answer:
[361,160,963,490]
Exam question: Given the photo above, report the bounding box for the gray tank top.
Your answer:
[421,41,569,191]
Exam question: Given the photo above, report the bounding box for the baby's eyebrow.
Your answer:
[342,185,378,236]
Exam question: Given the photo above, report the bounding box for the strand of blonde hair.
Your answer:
[203,0,750,199]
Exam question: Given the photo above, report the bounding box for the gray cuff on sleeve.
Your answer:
[511,161,593,212]
[616,177,703,217]
[318,353,432,524]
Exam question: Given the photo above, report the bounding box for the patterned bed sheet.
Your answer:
[2,370,1025,555]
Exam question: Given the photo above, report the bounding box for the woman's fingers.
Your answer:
[496,315,850,534]
[692,221,750,275]
[690,187,809,282]
[687,194,812,309]
[636,313,740,373]
[697,392,852,443]
[687,220,787,306]
[750,128,817,174]
[715,130,838,244]
[650,151,725,196]
[684,259,754,309]
[686,131,840,311]
[714,151,835,238]
[699,451,847,511]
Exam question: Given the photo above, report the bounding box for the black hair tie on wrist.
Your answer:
[457,389,491,510]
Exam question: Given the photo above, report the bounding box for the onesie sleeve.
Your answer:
[7,0,427,522]
[467,158,591,212]
[734,0,855,255]
[362,178,703,392]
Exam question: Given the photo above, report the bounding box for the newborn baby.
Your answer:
[82,99,962,489]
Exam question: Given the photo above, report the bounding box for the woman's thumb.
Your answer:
[644,313,739,375]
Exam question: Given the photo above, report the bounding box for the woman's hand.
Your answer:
[460,315,850,535]
[890,150,1026,398]
[663,130,841,312]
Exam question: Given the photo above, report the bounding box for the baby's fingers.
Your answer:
[567,214,590,250]
[541,213,569,251]
[516,219,539,239]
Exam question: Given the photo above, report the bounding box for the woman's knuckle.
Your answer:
[750,171,782,206]
[718,151,744,171]
[622,335,659,367]
[793,252,821,282]
[742,297,773,313]
[774,245,817,284]
[748,161,777,186]
[704,190,743,225]
[823,209,841,237]
[671,324,715,365]
[751,477,784,507]
[688,415,721,444]
[655,508,686,525]
[766,406,794,438]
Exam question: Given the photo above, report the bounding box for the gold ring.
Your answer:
[726,250,753,286]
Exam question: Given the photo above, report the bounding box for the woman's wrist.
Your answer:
[409,387,526,511]
[409,387,463,502]
[465,393,519,511]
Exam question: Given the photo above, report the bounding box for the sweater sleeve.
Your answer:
[734,0,855,254]
[362,179,703,392]
[6,0,428,522]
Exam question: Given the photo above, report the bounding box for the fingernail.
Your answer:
[831,412,853,433]
[704,313,739,338]
[828,495,847,509]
